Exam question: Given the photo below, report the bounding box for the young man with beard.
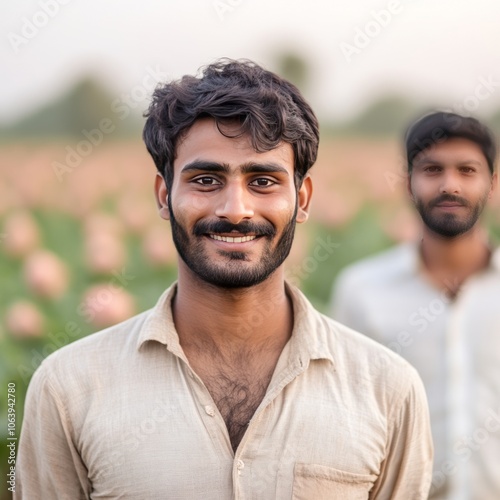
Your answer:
[16,59,432,499]
[330,111,499,500]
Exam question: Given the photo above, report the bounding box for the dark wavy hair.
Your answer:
[405,111,497,174]
[143,58,319,189]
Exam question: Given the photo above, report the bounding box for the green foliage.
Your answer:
[274,51,310,91]
[298,206,395,312]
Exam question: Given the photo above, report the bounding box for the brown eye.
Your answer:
[424,166,441,173]
[195,177,219,185]
[250,178,274,187]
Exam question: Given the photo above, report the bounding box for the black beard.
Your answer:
[414,193,487,238]
[167,196,298,288]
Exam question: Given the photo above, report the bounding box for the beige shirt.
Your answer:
[16,282,432,499]
[330,244,500,500]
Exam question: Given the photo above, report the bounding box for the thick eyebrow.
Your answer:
[456,160,483,167]
[180,160,289,176]
[413,157,483,167]
[240,162,289,176]
[181,161,230,174]
[412,154,441,166]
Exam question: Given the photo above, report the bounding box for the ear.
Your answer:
[489,172,498,199]
[406,172,414,202]
[154,173,170,221]
[296,175,313,224]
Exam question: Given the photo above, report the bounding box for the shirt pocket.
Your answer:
[292,462,377,500]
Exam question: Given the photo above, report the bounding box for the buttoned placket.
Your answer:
[166,312,312,500]
[183,365,234,459]
[231,356,308,500]
[446,280,476,500]
[181,352,308,500]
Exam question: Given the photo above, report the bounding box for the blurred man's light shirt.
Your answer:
[330,243,500,500]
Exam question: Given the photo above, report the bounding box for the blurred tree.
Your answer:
[487,108,500,138]
[0,76,142,140]
[274,50,310,92]
[334,95,418,137]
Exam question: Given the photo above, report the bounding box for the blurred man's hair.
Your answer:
[405,111,497,174]
[143,58,319,189]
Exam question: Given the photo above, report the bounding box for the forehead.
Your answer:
[174,118,294,172]
[413,137,487,166]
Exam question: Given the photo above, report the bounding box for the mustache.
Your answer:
[429,194,470,208]
[193,219,276,237]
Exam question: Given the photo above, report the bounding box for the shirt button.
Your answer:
[237,460,244,475]
[204,405,215,417]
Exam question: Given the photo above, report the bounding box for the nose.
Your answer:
[439,171,461,195]
[214,184,254,224]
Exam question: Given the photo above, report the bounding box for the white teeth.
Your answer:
[209,234,256,243]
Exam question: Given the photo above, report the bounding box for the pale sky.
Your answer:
[2,0,500,124]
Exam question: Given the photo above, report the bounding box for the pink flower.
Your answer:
[23,250,69,299]
[5,300,45,338]
[118,197,156,235]
[80,284,136,329]
[142,225,176,266]
[3,211,40,258]
[84,213,124,238]
[84,233,126,275]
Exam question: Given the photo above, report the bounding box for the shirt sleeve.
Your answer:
[369,368,434,499]
[15,362,91,499]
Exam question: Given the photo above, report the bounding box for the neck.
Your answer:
[420,224,491,295]
[172,263,293,354]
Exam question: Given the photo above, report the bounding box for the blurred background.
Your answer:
[2,1,500,497]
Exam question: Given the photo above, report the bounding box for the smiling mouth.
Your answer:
[209,234,257,243]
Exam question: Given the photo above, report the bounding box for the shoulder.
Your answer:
[295,286,425,405]
[322,313,421,387]
[30,309,152,392]
[328,314,427,417]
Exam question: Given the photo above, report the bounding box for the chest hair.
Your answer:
[191,351,278,451]
[208,367,273,451]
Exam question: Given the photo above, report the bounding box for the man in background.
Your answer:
[330,111,499,499]
[16,59,432,499]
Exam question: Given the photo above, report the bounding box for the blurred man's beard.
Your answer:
[167,197,297,288]
[414,193,488,238]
